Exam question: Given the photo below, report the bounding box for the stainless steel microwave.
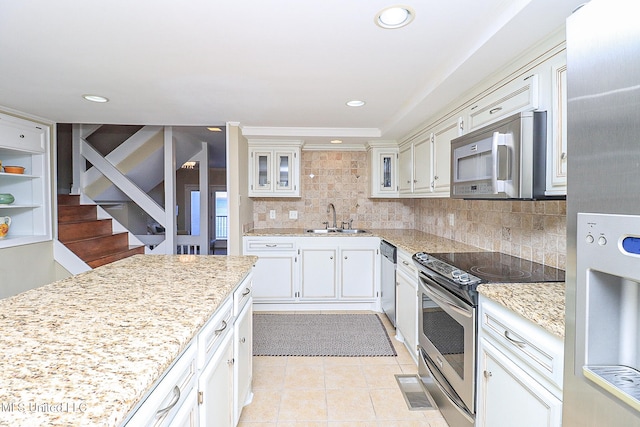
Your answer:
[450,111,554,200]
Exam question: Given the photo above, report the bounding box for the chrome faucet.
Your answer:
[327,203,337,229]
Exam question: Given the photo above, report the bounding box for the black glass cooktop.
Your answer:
[427,252,565,284]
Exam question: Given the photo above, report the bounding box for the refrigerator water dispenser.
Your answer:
[577,213,640,412]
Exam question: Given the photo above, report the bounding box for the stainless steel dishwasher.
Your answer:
[380,239,397,327]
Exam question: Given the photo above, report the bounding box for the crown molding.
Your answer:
[240,126,381,138]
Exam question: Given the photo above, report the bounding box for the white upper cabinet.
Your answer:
[366,142,398,198]
[398,114,463,198]
[398,134,432,197]
[547,62,567,196]
[467,74,539,132]
[248,140,302,197]
[431,115,464,197]
[0,111,52,249]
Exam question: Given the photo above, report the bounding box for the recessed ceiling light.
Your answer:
[83,94,109,103]
[375,6,415,29]
[330,139,343,144]
[346,100,366,107]
[207,127,222,132]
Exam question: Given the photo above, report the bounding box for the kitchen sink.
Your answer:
[305,228,368,234]
[336,229,368,234]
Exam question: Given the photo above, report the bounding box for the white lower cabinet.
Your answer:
[476,296,563,427]
[395,249,418,363]
[233,295,253,425]
[340,247,376,299]
[243,236,379,308]
[171,387,199,427]
[300,247,338,300]
[243,239,296,301]
[478,339,562,427]
[198,332,234,427]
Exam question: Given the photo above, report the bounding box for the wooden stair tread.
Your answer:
[86,246,145,268]
[57,194,81,205]
[62,231,129,245]
[57,194,144,269]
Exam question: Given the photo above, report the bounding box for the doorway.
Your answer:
[185,185,228,254]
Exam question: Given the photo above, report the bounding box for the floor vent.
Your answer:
[395,374,437,410]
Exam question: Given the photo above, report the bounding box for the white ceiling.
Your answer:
[0,0,584,145]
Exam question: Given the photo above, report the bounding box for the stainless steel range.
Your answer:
[412,251,564,427]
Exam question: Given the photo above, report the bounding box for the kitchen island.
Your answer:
[0,254,256,427]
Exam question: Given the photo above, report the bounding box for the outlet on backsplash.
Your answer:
[269,210,276,219]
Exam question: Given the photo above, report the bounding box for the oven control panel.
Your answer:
[413,252,482,286]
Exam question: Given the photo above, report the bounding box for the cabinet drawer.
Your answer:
[233,276,253,316]
[0,116,47,153]
[125,343,197,427]
[468,74,539,131]
[245,240,295,251]
[198,298,233,369]
[397,249,417,278]
[479,298,563,393]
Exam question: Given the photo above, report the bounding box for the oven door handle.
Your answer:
[423,351,475,422]
[421,278,473,318]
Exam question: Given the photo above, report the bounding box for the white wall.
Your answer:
[0,242,69,299]
[226,124,253,255]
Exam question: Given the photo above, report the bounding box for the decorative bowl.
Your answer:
[0,193,15,204]
[3,166,25,174]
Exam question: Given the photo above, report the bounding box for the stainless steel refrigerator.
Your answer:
[564,0,640,425]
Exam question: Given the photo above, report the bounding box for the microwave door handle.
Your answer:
[491,132,508,193]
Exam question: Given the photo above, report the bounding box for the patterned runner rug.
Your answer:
[253,313,397,357]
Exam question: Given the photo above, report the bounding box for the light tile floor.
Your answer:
[239,313,450,427]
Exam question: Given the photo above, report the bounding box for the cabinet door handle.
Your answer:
[240,337,246,343]
[156,385,181,418]
[504,330,527,348]
[330,256,334,260]
[489,107,503,115]
[242,288,251,296]
[344,256,348,260]
[227,358,235,366]
[214,320,228,335]
[484,370,492,379]
[561,152,567,160]
[265,244,277,247]
[402,261,410,266]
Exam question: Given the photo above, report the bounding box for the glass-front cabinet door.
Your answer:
[248,142,301,197]
[251,151,272,194]
[368,143,398,198]
[379,152,396,193]
[275,152,292,191]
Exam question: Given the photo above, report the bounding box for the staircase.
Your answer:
[58,195,145,268]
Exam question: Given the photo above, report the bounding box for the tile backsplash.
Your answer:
[252,151,415,230]
[252,150,566,270]
[414,198,566,269]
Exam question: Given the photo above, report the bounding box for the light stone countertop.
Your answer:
[245,228,565,338]
[0,254,256,427]
[244,228,483,255]
[477,282,566,339]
